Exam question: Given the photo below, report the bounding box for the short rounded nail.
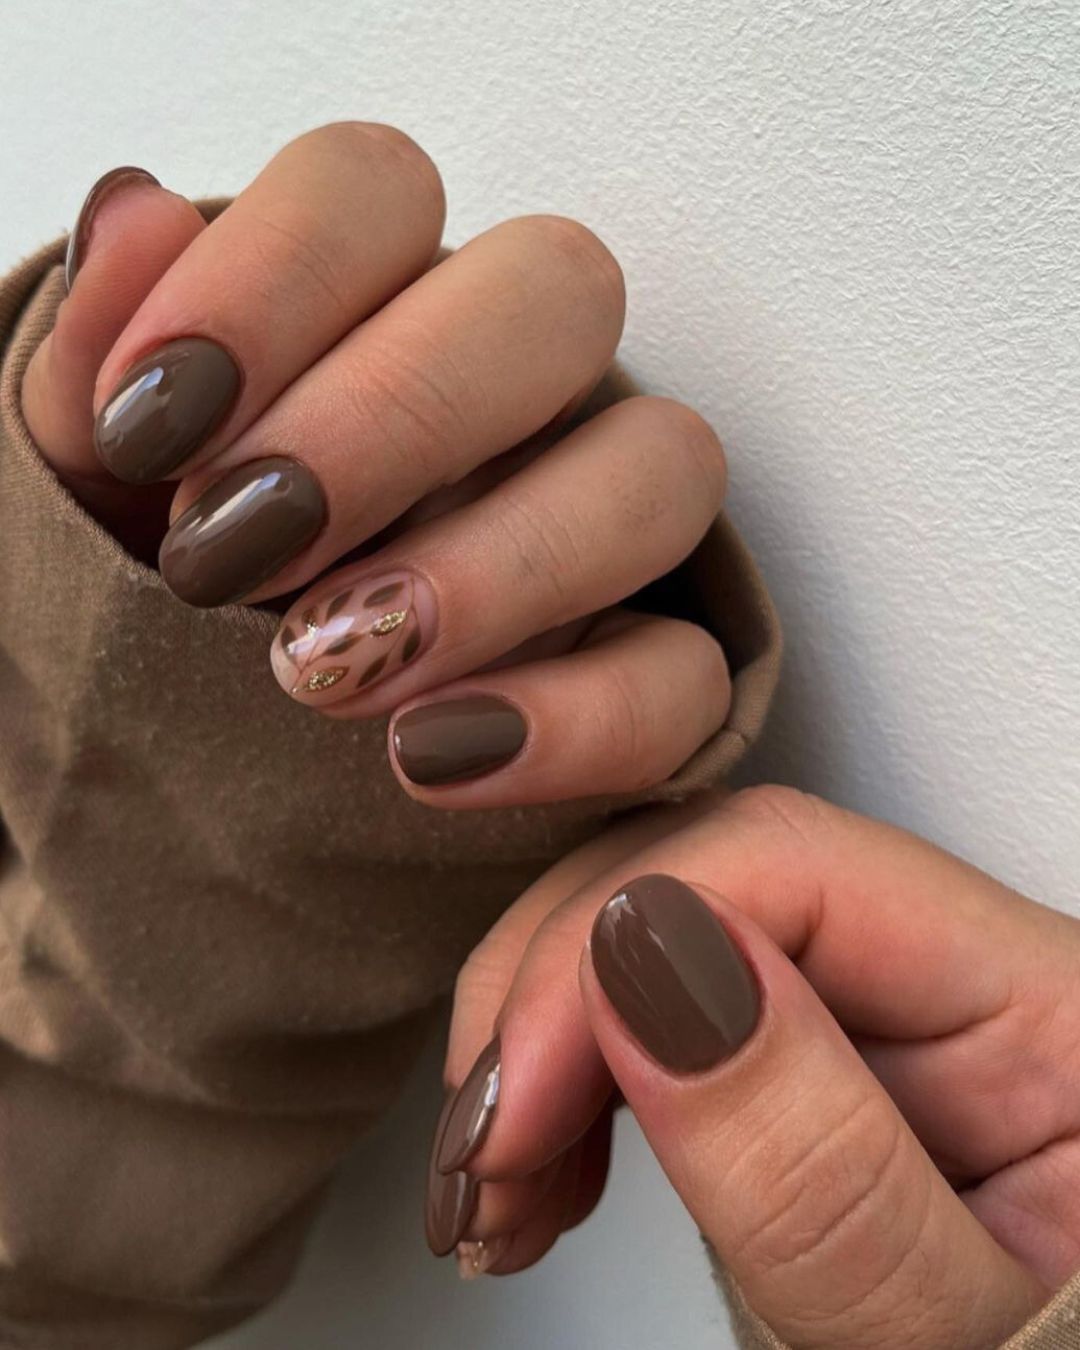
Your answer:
[159,456,326,608]
[426,1095,479,1257]
[94,337,241,484]
[65,165,160,292]
[590,874,761,1073]
[271,570,436,702]
[437,1036,501,1175]
[392,696,528,787]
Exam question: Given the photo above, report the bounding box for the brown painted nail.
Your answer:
[437,1035,501,1175]
[426,1094,479,1257]
[65,166,160,292]
[94,338,242,484]
[159,456,326,608]
[393,697,527,787]
[590,874,761,1073]
[271,569,437,703]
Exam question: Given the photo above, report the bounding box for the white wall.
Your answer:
[3,2,1077,1346]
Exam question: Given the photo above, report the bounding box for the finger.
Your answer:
[437,795,724,1199]
[159,211,625,607]
[462,1155,565,1243]
[21,168,206,541]
[269,394,726,714]
[563,1099,614,1231]
[90,122,445,485]
[465,1145,583,1279]
[380,611,730,808]
[454,787,1079,1189]
[580,874,1046,1350]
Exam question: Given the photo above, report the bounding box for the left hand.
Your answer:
[21,123,732,810]
[430,785,1080,1350]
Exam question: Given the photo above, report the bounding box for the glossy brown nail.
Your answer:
[95,338,241,483]
[426,1094,479,1257]
[437,1035,501,1175]
[393,697,527,787]
[590,874,761,1073]
[159,456,326,608]
[65,166,160,292]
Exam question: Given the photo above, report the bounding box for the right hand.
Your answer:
[20,123,734,811]
[433,785,1080,1348]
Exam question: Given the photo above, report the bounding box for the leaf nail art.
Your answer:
[271,570,434,703]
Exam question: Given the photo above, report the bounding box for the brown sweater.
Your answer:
[0,220,1074,1349]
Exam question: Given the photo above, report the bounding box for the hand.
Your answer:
[433,786,1080,1349]
[20,124,730,808]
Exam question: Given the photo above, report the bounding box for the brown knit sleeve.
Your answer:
[0,223,779,1350]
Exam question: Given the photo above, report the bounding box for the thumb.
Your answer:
[580,873,1046,1350]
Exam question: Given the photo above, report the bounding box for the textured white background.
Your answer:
[2,2,1078,1346]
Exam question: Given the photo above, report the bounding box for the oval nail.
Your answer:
[393,697,528,787]
[437,1035,501,1175]
[65,165,160,292]
[159,456,326,608]
[426,1094,479,1257]
[271,570,437,703]
[95,337,241,484]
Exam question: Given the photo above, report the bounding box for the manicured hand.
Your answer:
[433,786,1079,1349]
[21,125,731,807]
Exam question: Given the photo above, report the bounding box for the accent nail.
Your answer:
[590,874,761,1073]
[159,456,326,608]
[393,696,528,787]
[94,337,242,483]
[456,1236,510,1280]
[436,1035,501,1175]
[271,570,436,703]
[426,1094,479,1257]
[65,166,160,292]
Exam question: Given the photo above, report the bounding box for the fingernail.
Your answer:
[456,1236,510,1281]
[159,456,326,607]
[426,1094,479,1257]
[65,165,160,292]
[94,338,242,484]
[393,697,527,787]
[271,570,437,703]
[590,874,761,1073]
[436,1035,501,1175]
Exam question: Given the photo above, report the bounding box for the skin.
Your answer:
[20,121,730,808]
[443,786,1080,1347]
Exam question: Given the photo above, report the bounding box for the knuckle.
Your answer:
[453,933,514,1014]
[592,661,667,792]
[735,1090,909,1279]
[345,333,475,488]
[514,213,626,314]
[725,784,834,848]
[493,487,588,624]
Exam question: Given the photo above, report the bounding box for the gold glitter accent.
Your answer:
[303,608,319,637]
[293,666,347,694]
[370,609,407,636]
